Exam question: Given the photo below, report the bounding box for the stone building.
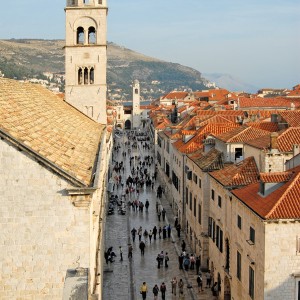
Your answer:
[0,78,108,299]
[65,0,108,124]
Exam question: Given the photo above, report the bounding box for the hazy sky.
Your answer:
[0,0,299,89]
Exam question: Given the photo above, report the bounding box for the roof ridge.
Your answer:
[265,171,300,218]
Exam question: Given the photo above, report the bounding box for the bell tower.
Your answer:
[132,80,141,129]
[65,0,108,124]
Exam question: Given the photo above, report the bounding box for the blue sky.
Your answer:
[0,0,299,89]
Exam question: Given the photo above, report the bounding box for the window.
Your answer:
[216,226,223,253]
[237,215,242,229]
[135,88,138,94]
[88,27,96,44]
[194,198,196,217]
[249,266,255,299]
[98,0,103,4]
[211,189,215,200]
[165,162,170,177]
[208,217,215,241]
[185,188,188,205]
[198,204,202,224]
[199,179,201,188]
[157,152,161,165]
[189,192,192,210]
[218,196,222,208]
[77,27,84,44]
[157,136,162,148]
[193,173,198,184]
[237,251,241,280]
[250,227,255,244]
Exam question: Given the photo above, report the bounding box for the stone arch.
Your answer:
[125,120,131,130]
[88,26,96,44]
[76,26,84,44]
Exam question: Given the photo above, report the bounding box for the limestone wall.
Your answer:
[0,140,90,299]
[264,222,300,300]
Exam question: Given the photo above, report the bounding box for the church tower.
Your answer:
[65,0,107,124]
[132,80,141,129]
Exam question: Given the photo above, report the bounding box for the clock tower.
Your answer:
[64,0,107,124]
[132,80,141,129]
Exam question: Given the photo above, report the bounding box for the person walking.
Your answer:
[152,284,159,300]
[157,210,161,221]
[196,256,201,275]
[119,246,123,261]
[178,279,184,299]
[167,224,171,238]
[162,226,167,239]
[145,199,149,212]
[181,240,186,252]
[176,223,181,238]
[138,226,143,242]
[164,252,169,268]
[140,282,148,300]
[131,227,137,242]
[162,208,166,221]
[148,230,153,243]
[152,226,157,240]
[160,282,166,300]
[128,244,133,259]
[206,270,212,288]
[156,253,161,269]
[158,227,162,239]
[171,277,177,296]
[197,274,204,292]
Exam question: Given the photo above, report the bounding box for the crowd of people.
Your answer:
[105,127,217,299]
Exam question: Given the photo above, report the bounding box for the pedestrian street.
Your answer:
[103,128,217,300]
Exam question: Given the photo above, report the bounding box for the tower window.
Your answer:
[135,88,138,94]
[88,27,96,44]
[78,68,83,84]
[77,27,84,44]
[90,68,94,84]
[84,68,89,84]
[98,0,103,4]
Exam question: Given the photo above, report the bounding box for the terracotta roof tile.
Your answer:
[0,78,104,186]
[246,121,280,132]
[279,111,300,127]
[210,157,259,188]
[189,148,224,171]
[260,172,293,183]
[232,166,300,219]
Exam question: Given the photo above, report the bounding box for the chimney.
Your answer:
[270,132,279,151]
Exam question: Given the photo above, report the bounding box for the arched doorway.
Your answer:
[224,275,231,300]
[125,120,131,130]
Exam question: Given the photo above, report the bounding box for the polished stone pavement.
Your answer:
[103,130,217,300]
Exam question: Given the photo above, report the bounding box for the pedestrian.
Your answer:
[206,270,212,288]
[178,279,184,297]
[156,253,161,269]
[128,244,133,259]
[181,240,186,252]
[152,284,159,300]
[158,226,162,239]
[119,246,123,261]
[171,277,177,295]
[167,224,171,238]
[190,254,195,270]
[156,201,159,213]
[162,208,166,221]
[140,282,148,300]
[160,282,166,300]
[159,251,164,266]
[162,226,167,239]
[212,282,218,296]
[176,223,181,238]
[196,256,201,275]
[197,274,203,292]
[183,255,190,271]
[131,227,137,242]
[138,226,143,242]
[145,199,149,212]
[153,226,157,240]
[178,254,184,269]
[174,217,178,228]
[164,252,169,267]
[148,230,153,243]
[143,229,149,242]
[157,210,161,221]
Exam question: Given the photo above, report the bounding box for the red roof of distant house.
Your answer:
[238,97,300,109]
[246,121,280,132]
[279,111,300,127]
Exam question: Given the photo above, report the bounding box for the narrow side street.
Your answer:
[103,128,216,300]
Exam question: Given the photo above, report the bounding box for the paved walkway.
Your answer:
[103,129,216,300]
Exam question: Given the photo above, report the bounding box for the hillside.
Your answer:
[0,39,210,100]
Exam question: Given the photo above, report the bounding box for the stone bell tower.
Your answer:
[65,0,107,124]
[132,79,141,129]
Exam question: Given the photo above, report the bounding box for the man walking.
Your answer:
[160,282,166,300]
[139,240,146,256]
[140,282,148,300]
[171,277,177,295]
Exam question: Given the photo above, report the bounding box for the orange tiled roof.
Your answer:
[260,172,293,183]
[0,78,105,186]
[246,121,280,132]
[189,148,224,171]
[214,125,269,143]
[161,91,189,100]
[232,166,300,220]
[210,157,259,188]
[239,97,300,109]
[279,111,300,127]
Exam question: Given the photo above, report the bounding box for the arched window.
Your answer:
[84,68,89,84]
[77,27,84,44]
[78,68,83,84]
[88,27,96,44]
[90,67,94,84]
